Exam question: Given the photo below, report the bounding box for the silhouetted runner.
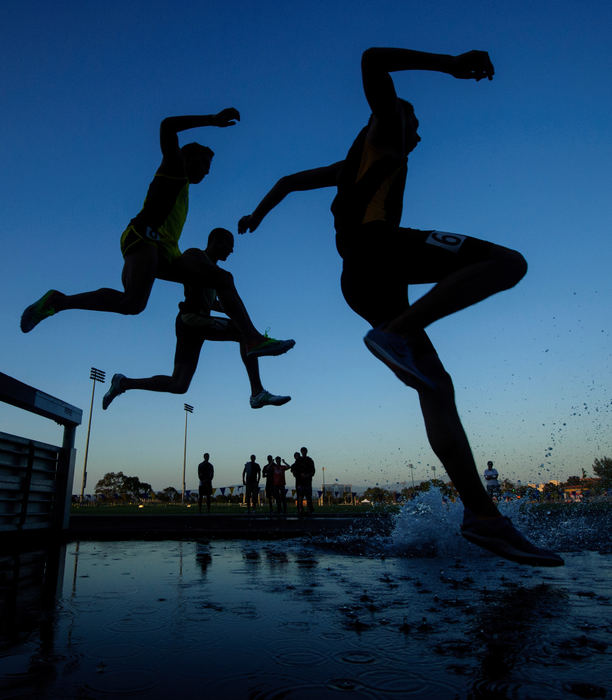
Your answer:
[101,228,294,410]
[21,109,240,332]
[239,47,563,568]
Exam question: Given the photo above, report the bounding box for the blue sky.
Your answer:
[1,0,611,492]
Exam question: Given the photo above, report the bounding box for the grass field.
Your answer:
[70,499,611,517]
[70,502,389,516]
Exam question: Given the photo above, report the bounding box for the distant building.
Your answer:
[562,478,602,501]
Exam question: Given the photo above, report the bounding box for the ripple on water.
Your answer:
[274,648,328,667]
[0,649,80,696]
[334,650,378,665]
[84,641,145,660]
[471,678,562,699]
[280,620,311,632]
[0,650,36,691]
[87,588,140,600]
[85,666,157,695]
[106,613,169,634]
[320,631,345,641]
[326,678,374,696]
[357,668,455,696]
[207,673,376,700]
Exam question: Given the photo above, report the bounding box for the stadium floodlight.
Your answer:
[182,404,194,502]
[80,367,106,503]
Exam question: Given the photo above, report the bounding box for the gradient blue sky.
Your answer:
[1,0,611,492]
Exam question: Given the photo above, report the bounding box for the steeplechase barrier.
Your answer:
[0,372,82,539]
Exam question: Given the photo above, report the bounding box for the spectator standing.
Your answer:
[198,452,214,514]
[297,446,316,515]
[242,455,261,514]
[483,461,500,499]
[262,455,276,515]
[272,457,291,515]
[284,452,302,513]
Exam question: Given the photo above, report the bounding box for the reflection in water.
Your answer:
[195,541,212,577]
[469,583,570,697]
[0,544,66,696]
[0,539,609,699]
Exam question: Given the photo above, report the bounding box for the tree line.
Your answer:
[86,457,612,503]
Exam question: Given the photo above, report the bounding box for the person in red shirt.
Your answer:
[272,456,291,515]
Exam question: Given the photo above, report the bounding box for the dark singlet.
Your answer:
[177,250,217,321]
[120,157,189,262]
[331,106,419,256]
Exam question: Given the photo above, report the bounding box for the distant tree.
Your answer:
[541,482,562,500]
[400,487,417,501]
[363,487,393,503]
[95,472,125,500]
[95,471,152,501]
[592,457,612,485]
[566,475,582,486]
[158,487,179,502]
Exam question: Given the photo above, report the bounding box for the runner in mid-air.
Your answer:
[238,46,563,567]
[20,108,257,339]
[102,228,294,410]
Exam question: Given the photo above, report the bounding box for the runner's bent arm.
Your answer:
[211,297,225,314]
[361,47,494,118]
[238,162,343,233]
[159,108,240,158]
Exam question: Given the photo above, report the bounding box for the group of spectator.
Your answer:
[243,447,316,516]
[197,448,316,515]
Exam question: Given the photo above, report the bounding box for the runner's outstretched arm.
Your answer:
[361,47,494,116]
[159,108,240,156]
[238,162,343,234]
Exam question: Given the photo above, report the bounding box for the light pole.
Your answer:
[80,367,105,504]
[408,462,415,488]
[322,465,326,506]
[182,403,194,503]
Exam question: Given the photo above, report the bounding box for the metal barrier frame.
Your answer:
[0,372,82,534]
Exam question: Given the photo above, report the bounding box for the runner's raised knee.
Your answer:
[119,297,149,315]
[500,249,528,289]
[487,247,527,292]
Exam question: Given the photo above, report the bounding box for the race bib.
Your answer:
[426,230,466,252]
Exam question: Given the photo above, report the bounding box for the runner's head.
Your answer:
[207,228,234,261]
[181,143,214,183]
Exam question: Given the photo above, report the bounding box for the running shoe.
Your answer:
[102,374,126,410]
[250,390,291,409]
[461,511,564,567]
[363,326,436,391]
[247,333,295,358]
[20,290,63,333]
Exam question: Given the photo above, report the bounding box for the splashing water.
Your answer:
[389,488,465,557]
[315,487,612,559]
